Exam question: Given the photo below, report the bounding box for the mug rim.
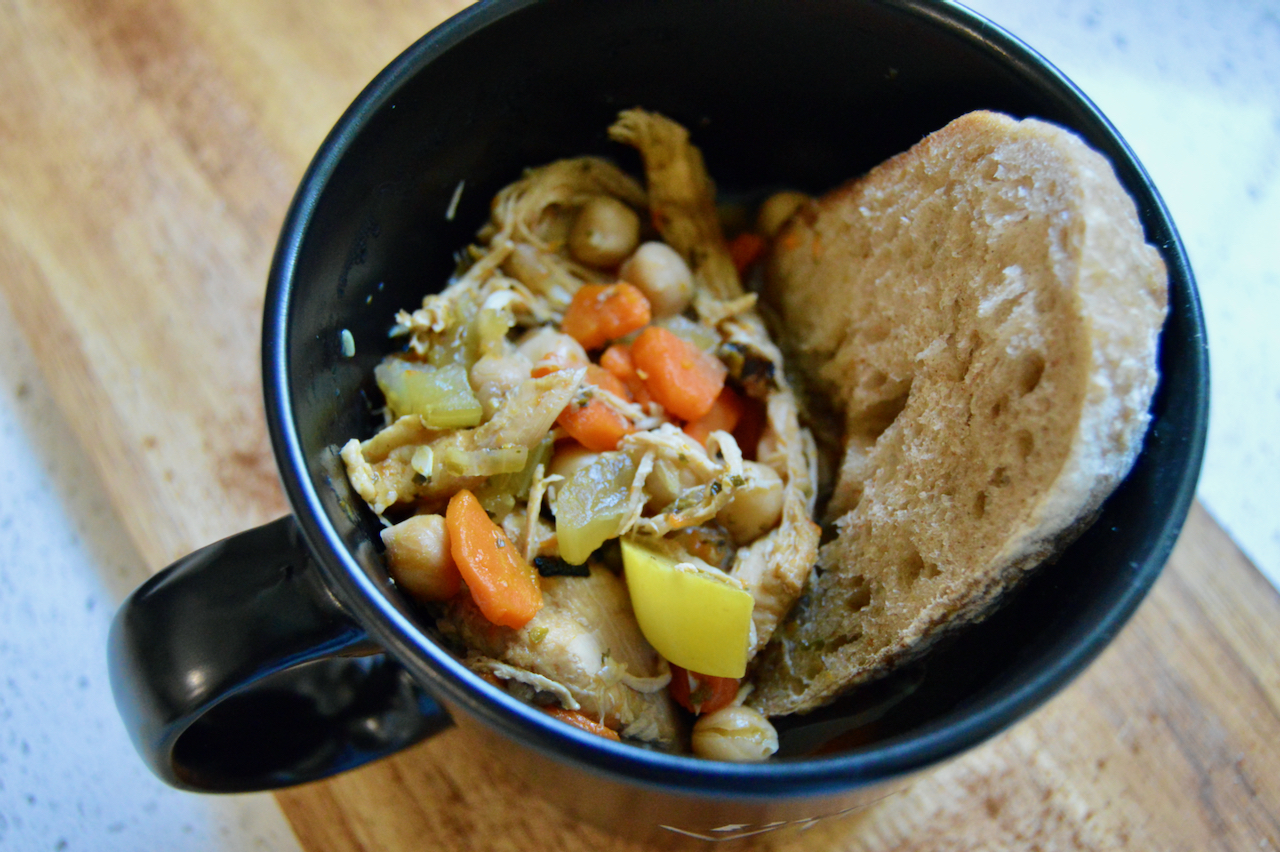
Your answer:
[262,0,1208,798]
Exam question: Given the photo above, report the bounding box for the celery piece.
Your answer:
[486,435,554,502]
[656,314,720,353]
[554,452,635,565]
[437,445,528,477]
[375,360,483,428]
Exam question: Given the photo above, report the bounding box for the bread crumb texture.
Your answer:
[750,111,1167,716]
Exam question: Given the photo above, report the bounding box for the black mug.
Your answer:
[108,0,1208,842]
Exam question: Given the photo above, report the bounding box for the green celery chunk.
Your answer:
[554,452,635,565]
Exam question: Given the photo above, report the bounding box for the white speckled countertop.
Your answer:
[1,1,1276,850]
[0,302,303,851]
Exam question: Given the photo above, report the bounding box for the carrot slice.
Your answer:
[541,706,621,741]
[667,664,739,716]
[560,282,652,351]
[585,363,630,400]
[446,489,543,629]
[600,343,651,406]
[556,365,634,451]
[599,343,632,379]
[555,365,634,450]
[631,325,727,421]
[683,385,746,446]
[557,398,633,452]
[727,232,767,274]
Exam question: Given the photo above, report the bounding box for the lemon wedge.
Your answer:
[621,539,753,678]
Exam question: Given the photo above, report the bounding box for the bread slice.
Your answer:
[748,111,1167,716]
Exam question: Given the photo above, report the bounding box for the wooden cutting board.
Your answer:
[2,1,1277,848]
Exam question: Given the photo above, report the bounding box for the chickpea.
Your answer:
[470,351,532,418]
[619,241,694,318]
[516,327,589,373]
[717,461,785,544]
[380,514,459,601]
[568,196,641,268]
[755,190,811,239]
[547,442,602,483]
[691,705,779,762]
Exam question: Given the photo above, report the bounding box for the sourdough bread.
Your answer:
[749,111,1167,716]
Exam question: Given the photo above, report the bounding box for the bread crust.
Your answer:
[749,111,1167,716]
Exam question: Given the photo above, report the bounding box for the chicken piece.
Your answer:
[730,502,821,658]
[439,566,682,746]
[694,291,760,329]
[719,314,786,396]
[359,415,440,463]
[608,109,741,300]
[730,376,822,656]
[665,523,734,572]
[341,369,583,515]
[756,364,821,517]
[392,262,496,363]
[491,156,647,251]
[616,424,745,539]
[488,157,648,312]
[499,243,586,315]
[519,464,561,562]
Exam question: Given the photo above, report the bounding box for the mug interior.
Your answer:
[265,0,1207,796]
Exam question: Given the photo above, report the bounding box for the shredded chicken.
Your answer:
[522,465,560,562]
[343,369,582,514]
[440,567,682,746]
[468,655,582,710]
[482,158,647,313]
[609,109,741,299]
[693,290,760,328]
[615,425,745,539]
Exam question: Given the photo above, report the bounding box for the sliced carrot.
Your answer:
[446,489,543,629]
[600,343,651,406]
[560,282,652,351]
[727,232,767,274]
[631,325,727,421]
[599,344,635,384]
[585,363,630,400]
[541,706,621,741]
[667,664,739,716]
[683,385,746,446]
[557,396,633,452]
[555,365,635,452]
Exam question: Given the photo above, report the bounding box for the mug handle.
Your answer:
[108,515,452,792]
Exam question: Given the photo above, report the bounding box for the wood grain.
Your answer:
[2,1,1277,849]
